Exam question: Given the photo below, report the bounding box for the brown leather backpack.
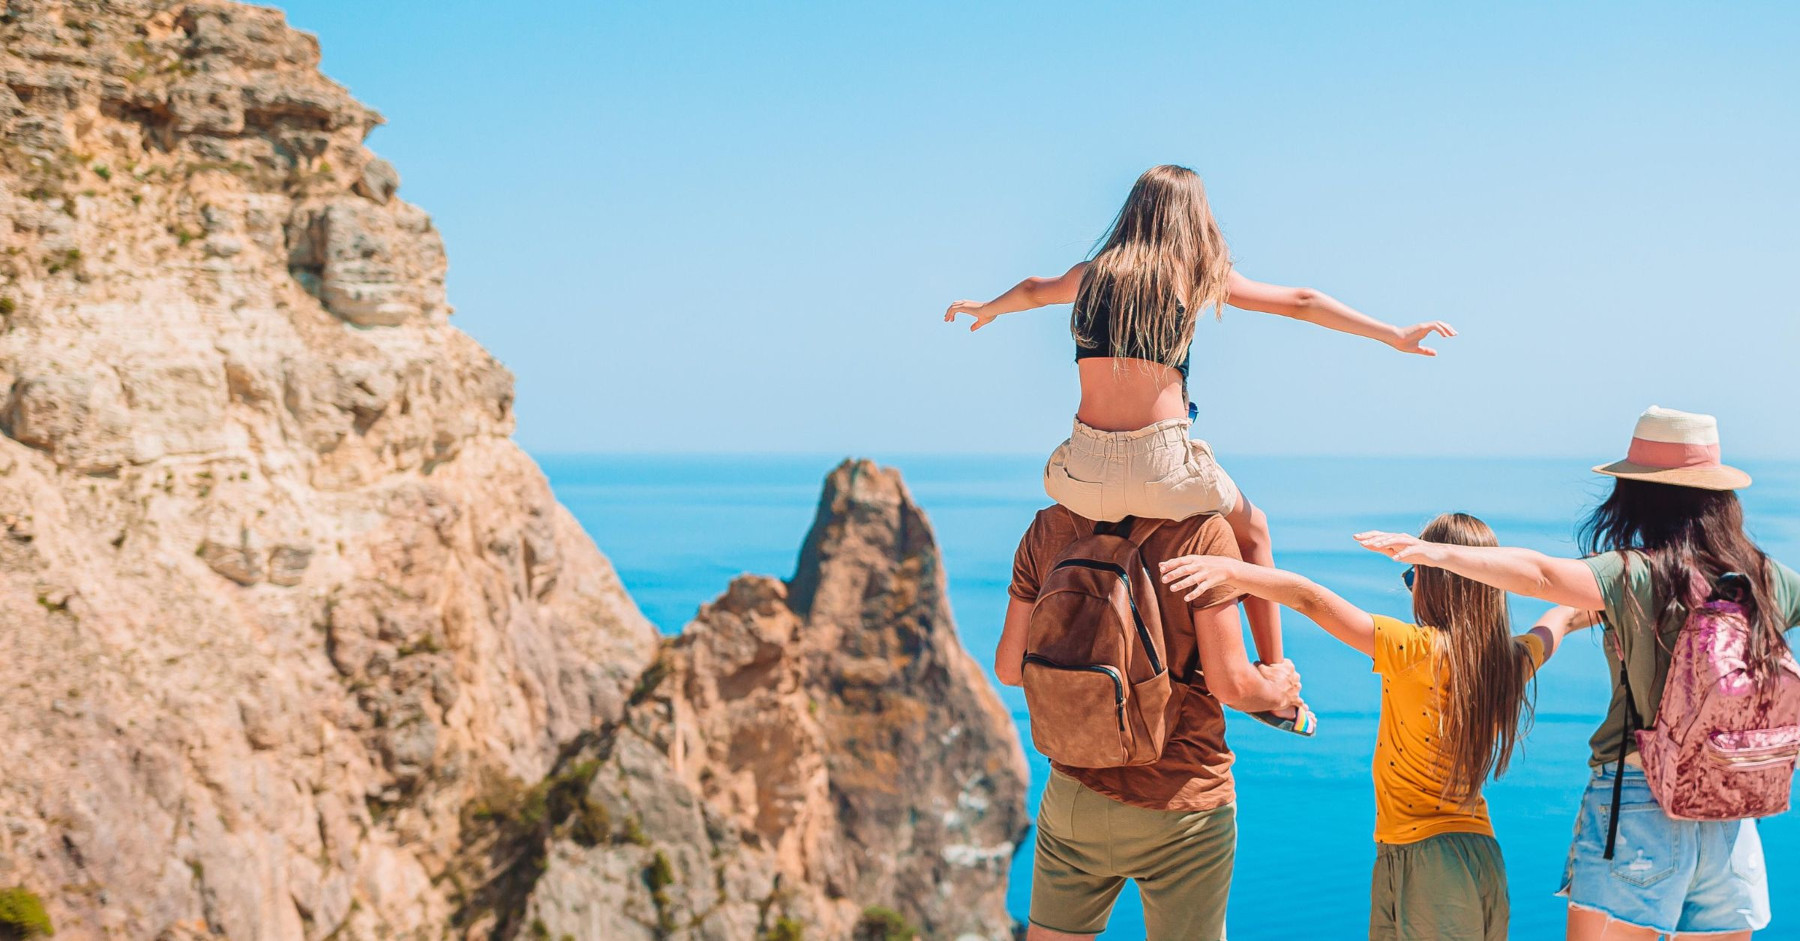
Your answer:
[1022,514,1178,768]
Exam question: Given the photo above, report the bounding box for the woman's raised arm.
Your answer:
[1354,531,1607,610]
[944,261,1088,331]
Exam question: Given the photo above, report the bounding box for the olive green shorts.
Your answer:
[1370,831,1509,941]
[1030,770,1236,940]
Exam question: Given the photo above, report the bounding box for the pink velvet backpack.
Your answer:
[1605,572,1800,858]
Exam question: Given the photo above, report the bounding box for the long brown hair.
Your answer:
[1578,478,1784,681]
[1412,513,1537,805]
[1072,165,1232,369]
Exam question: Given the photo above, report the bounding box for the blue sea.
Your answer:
[539,453,1800,940]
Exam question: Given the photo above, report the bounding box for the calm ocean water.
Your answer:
[539,453,1800,940]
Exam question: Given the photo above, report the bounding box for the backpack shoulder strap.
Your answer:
[1103,515,1164,548]
[1082,516,1169,677]
[1604,622,1640,861]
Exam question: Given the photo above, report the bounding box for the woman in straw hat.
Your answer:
[1356,406,1800,941]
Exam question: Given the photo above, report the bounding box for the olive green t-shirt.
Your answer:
[1583,551,1800,768]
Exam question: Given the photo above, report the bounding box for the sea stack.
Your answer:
[510,460,1030,939]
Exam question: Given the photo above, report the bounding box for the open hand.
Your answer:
[1353,531,1445,566]
[1389,321,1457,356]
[944,299,998,331]
[1158,555,1244,602]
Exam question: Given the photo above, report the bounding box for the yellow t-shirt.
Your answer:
[1370,615,1548,845]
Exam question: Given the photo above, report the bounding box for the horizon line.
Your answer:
[525,449,1800,464]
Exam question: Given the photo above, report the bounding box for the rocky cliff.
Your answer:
[0,3,1026,939]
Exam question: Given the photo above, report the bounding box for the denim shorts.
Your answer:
[1559,766,1771,935]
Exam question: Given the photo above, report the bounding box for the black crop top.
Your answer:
[1073,303,1192,380]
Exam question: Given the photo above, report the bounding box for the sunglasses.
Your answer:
[1402,566,1417,591]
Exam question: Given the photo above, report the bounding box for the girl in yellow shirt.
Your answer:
[1160,512,1595,940]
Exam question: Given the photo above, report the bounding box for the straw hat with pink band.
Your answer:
[1593,405,1752,491]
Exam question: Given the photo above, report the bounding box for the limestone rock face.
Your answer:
[0,3,656,938]
[509,461,1030,941]
[0,3,1027,939]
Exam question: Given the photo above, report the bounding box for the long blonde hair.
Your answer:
[1412,513,1538,806]
[1072,165,1232,369]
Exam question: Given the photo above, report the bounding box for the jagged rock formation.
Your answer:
[503,461,1029,940]
[0,3,1027,939]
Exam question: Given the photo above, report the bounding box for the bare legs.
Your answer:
[1223,492,1283,665]
[1222,492,1299,720]
[1566,905,1750,941]
[1026,927,1096,941]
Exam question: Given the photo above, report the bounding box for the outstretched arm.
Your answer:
[1159,555,1377,657]
[1354,531,1607,610]
[1527,604,1602,660]
[945,261,1088,331]
[1226,271,1455,356]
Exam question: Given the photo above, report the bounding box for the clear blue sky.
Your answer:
[279,1,1799,458]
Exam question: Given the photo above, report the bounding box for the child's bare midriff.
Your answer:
[1074,358,1189,431]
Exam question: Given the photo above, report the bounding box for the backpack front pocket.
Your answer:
[1704,726,1800,770]
[1022,654,1127,768]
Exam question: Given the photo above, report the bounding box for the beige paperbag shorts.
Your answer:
[1043,417,1240,523]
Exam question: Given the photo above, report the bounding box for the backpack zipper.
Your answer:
[1050,558,1165,676]
[1023,654,1126,730]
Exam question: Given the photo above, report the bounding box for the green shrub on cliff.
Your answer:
[853,906,917,941]
[0,886,54,938]
[468,759,601,839]
[451,750,612,935]
[645,850,677,932]
[761,915,803,941]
